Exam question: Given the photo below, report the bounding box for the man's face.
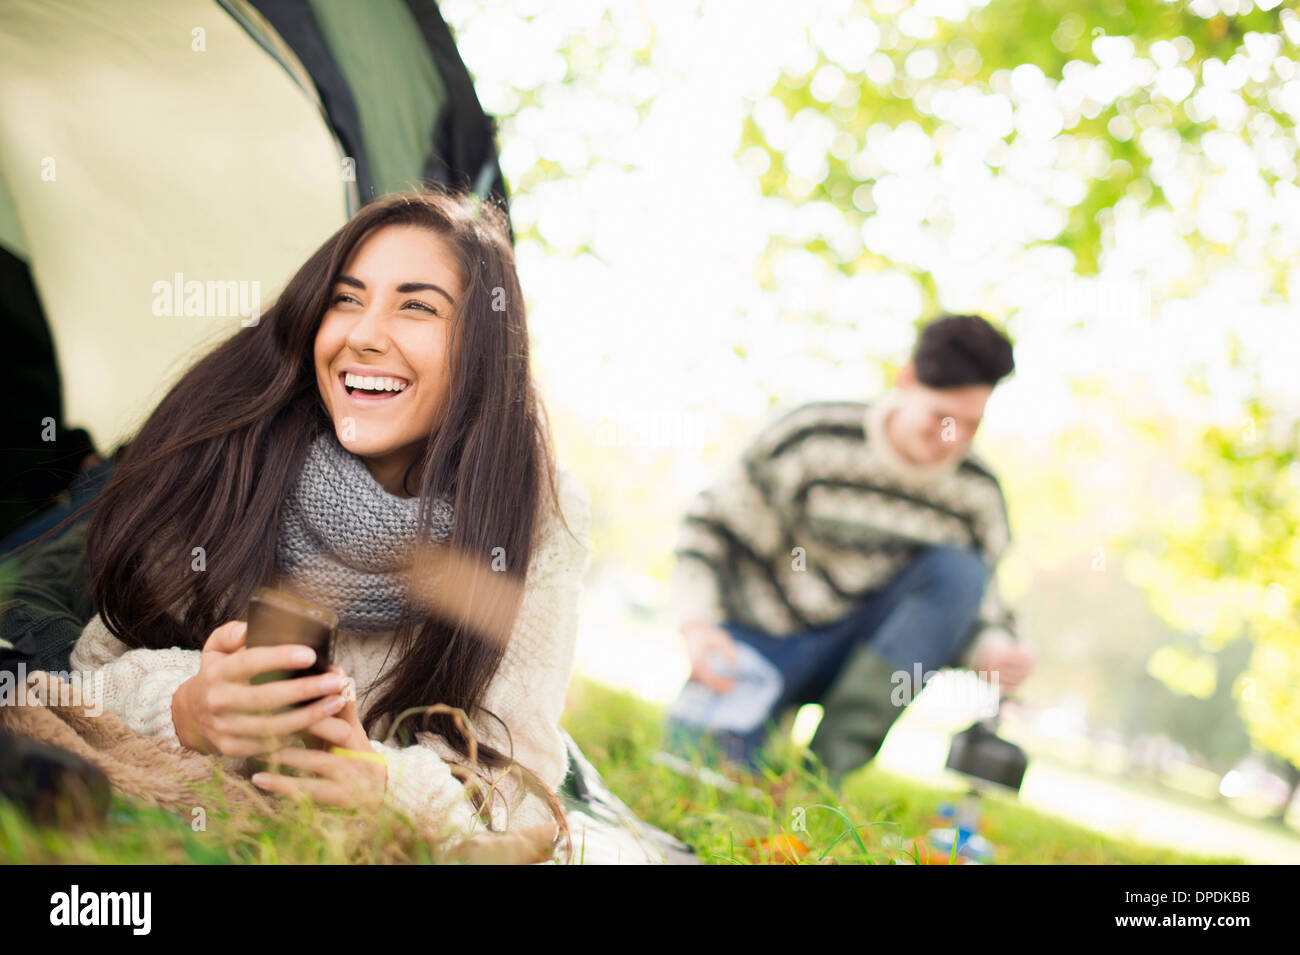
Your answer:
[890,372,994,465]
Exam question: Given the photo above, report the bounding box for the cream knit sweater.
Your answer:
[68,466,592,854]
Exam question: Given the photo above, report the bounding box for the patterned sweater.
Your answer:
[68,466,592,855]
[670,392,1019,669]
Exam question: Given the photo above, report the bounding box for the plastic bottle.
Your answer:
[667,640,784,734]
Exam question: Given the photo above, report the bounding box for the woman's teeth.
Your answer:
[344,372,409,395]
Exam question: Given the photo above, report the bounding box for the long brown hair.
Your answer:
[78,187,573,831]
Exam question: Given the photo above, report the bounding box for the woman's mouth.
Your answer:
[339,371,411,405]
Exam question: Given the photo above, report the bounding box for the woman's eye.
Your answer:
[329,293,437,314]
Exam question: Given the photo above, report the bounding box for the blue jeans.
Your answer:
[663,545,988,771]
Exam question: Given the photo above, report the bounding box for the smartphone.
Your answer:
[243,588,338,764]
[243,585,338,754]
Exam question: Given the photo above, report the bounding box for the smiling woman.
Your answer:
[314,223,466,496]
[53,186,592,862]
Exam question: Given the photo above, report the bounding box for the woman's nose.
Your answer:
[346,307,390,351]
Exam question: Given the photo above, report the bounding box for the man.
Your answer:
[664,313,1036,783]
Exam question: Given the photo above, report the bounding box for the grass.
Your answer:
[0,674,1244,864]
[0,761,452,864]
[558,677,1245,865]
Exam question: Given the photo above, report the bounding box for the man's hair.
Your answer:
[911,314,1015,389]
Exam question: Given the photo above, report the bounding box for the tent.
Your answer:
[0,0,507,539]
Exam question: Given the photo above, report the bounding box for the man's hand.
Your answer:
[970,634,1036,692]
[681,622,739,693]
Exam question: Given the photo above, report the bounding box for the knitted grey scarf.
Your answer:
[275,428,454,632]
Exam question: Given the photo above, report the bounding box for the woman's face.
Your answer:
[314,224,463,496]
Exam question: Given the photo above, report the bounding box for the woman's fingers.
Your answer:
[220,670,344,713]
[221,643,320,683]
[259,744,338,777]
[214,691,346,738]
[202,620,248,654]
[254,747,385,807]
[302,715,354,747]
[235,644,320,681]
[268,742,383,779]
[250,768,349,806]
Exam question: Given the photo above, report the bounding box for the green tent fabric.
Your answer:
[306,0,449,198]
[0,0,506,537]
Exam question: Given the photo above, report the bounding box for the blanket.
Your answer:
[1,670,276,815]
[0,669,562,864]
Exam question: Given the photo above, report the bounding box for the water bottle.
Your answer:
[926,790,994,863]
[667,640,784,734]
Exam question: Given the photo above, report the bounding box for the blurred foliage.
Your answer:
[743,0,1297,288]
[1127,388,1300,767]
[1122,636,1255,768]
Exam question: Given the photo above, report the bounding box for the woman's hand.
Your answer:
[171,620,349,759]
[250,666,387,810]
